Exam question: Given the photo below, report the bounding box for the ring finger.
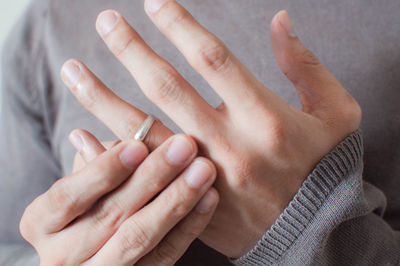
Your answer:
[94,10,220,138]
[61,60,172,151]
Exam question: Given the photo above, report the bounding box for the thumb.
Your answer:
[270,10,353,118]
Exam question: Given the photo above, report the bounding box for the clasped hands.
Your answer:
[20,0,362,265]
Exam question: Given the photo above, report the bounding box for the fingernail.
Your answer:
[185,160,213,189]
[62,61,81,88]
[165,135,195,165]
[146,0,169,14]
[279,10,296,38]
[119,141,148,169]
[69,131,83,151]
[97,10,120,36]
[195,190,217,214]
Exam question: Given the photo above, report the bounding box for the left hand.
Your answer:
[61,1,361,258]
[21,127,219,266]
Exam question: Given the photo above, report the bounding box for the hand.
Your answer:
[20,132,219,265]
[60,2,361,258]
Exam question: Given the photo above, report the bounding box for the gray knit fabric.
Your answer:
[233,131,398,265]
[1,0,400,265]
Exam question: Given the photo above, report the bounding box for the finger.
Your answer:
[85,134,198,228]
[270,10,358,118]
[71,139,121,174]
[61,59,172,151]
[95,10,219,137]
[24,140,148,235]
[58,134,198,262]
[144,0,284,113]
[136,188,219,266]
[69,129,106,163]
[85,157,217,265]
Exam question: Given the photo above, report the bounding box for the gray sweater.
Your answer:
[1,0,399,265]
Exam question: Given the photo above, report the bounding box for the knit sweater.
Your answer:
[1,0,399,265]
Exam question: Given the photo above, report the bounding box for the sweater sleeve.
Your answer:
[0,1,60,265]
[232,130,400,265]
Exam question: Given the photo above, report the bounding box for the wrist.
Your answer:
[231,130,363,265]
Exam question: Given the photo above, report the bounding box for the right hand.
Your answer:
[20,131,219,266]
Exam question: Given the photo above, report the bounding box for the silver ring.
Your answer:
[134,115,156,142]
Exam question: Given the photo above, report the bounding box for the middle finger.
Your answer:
[145,0,284,113]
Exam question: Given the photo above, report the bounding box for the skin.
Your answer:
[21,0,362,264]
[20,133,219,266]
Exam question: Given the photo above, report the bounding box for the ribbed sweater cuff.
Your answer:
[231,130,363,265]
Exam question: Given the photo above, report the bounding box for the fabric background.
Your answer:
[0,0,31,107]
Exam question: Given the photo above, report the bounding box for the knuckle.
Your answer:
[210,133,255,187]
[193,40,231,73]
[90,197,124,230]
[212,130,234,155]
[258,113,288,150]
[297,47,321,67]
[134,163,169,194]
[149,176,168,194]
[95,157,110,173]
[164,8,191,31]
[95,160,122,189]
[46,180,76,221]
[165,191,191,220]
[91,156,123,186]
[119,219,151,260]
[283,47,321,84]
[148,68,186,105]
[20,194,51,241]
[171,201,191,220]
[111,35,135,58]
[80,86,100,110]
[71,77,100,110]
[152,239,178,266]
[267,118,287,147]
[230,155,255,188]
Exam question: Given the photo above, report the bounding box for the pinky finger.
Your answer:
[136,188,219,266]
[69,129,107,163]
